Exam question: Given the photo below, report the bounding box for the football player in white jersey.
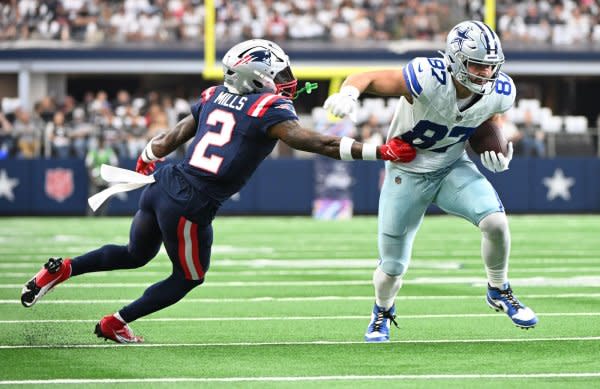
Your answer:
[324,20,538,342]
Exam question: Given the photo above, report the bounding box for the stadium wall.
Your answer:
[0,157,598,216]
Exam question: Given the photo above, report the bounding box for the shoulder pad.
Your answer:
[200,86,218,103]
[494,72,516,113]
[247,94,295,118]
[403,57,448,101]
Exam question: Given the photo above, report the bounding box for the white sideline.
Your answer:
[2,373,600,385]
[1,292,600,304]
[1,336,600,350]
[1,312,599,324]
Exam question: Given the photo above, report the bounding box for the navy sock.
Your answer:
[119,273,202,322]
[70,244,148,276]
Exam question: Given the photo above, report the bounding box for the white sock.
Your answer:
[113,312,127,324]
[373,266,402,310]
[480,213,510,289]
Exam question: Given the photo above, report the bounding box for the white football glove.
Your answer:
[323,85,359,122]
[481,141,514,173]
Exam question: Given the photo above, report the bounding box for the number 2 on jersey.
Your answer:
[189,109,235,174]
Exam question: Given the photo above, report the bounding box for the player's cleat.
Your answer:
[486,283,538,329]
[364,303,399,342]
[21,257,72,307]
[94,314,144,344]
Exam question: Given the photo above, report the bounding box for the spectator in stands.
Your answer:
[45,111,73,159]
[497,5,526,41]
[13,108,41,159]
[70,107,92,159]
[85,135,118,216]
[358,114,384,146]
[520,110,546,157]
[0,113,15,159]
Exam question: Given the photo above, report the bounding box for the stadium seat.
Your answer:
[563,116,588,134]
[1,97,20,114]
[541,116,563,133]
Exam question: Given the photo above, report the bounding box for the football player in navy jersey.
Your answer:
[20,39,416,343]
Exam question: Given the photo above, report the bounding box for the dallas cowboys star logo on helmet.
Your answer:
[451,26,474,51]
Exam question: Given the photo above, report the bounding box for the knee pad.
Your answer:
[379,259,407,277]
[479,212,509,237]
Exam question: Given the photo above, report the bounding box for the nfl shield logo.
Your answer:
[45,168,74,202]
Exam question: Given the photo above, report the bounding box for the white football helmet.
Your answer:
[222,39,297,98]
[443,20,504,95]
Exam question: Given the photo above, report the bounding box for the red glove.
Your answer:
[379,138,416,162]
[136,156,158,175]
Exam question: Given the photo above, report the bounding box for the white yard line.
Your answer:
[1,312,599,324]
[3,257,600,267]
[4,266,600,278]
[1,336,600,350]
[1,292,599,304]
[1,373,600,385]
[4,275,600,288]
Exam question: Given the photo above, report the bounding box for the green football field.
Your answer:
[0,215,599,387]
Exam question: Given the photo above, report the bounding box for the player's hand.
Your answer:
[135,156,158,175]
[481,141,513,172]
[323,86,359,122]
[379,138,417,163]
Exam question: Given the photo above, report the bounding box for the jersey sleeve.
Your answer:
[402,57,445,103]
[247,94,299,133]
[190,86,219,125]
[495,72,516,114]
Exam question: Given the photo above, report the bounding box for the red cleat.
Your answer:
[21,257,72,307]
[94,314,144,344]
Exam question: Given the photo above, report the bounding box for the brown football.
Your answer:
[468,120,508,155]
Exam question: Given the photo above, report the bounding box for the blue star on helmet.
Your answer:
[451,27,474,51]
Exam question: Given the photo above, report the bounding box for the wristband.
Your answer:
[339,136,355,161]
[362,143,377,160]
[141,141,158,163]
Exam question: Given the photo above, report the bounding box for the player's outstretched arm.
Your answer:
[268,120,416,162]
[324,69,412,121]
[136,114,197,174]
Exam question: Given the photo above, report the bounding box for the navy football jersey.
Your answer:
[174,85,298,203]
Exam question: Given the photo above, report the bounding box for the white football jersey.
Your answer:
[387,57,516,173]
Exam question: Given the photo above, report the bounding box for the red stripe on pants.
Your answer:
[177,217,192,279]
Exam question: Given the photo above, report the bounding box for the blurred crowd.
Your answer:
[0,0,451,44]
[4,0,600,46]
[0,91,192,160]
[470,0,600,45]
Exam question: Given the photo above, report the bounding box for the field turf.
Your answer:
[0,215,599,387]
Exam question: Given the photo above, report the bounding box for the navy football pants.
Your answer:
[70,182,213,323]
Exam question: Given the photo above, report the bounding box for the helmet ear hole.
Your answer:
[253,80,264,88]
